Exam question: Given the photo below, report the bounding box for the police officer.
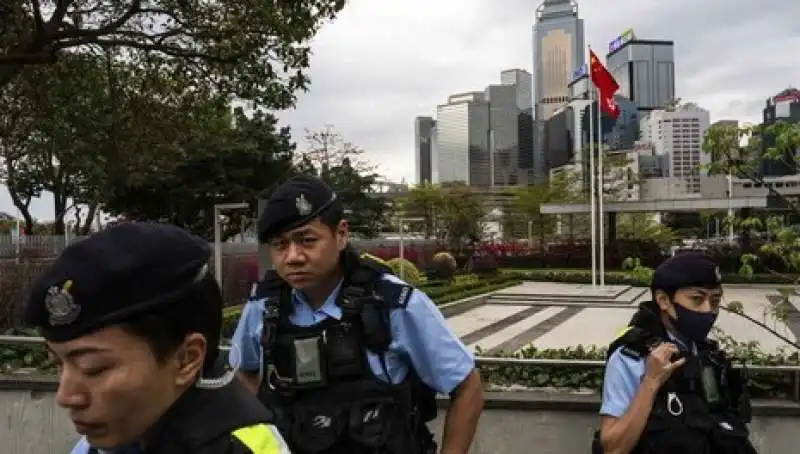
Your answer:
[231,175,484,454]
[23,223,290,454]
[594,252,757,454]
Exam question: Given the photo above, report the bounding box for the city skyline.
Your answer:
[2,0,797,220]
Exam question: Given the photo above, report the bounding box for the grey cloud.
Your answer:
[278,0,800,183]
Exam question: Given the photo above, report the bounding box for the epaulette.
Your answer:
[373,279,414,309]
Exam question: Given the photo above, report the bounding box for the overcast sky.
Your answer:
[2,0,798,221]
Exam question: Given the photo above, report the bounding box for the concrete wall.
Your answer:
[2,377,798,453]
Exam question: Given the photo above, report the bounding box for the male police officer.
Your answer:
[594,252,757,454]
[24,223,290,454]
[231,175,484,454]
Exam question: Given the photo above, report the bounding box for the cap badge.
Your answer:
[714,266,722,282]
[45,280,81,326]
[296,193,312,216]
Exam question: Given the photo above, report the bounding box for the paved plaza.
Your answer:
[445,282,800,354]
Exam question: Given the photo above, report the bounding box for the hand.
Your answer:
[644,342,686,386]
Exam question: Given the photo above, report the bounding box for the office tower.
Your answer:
[760,88,800,176]
[532,0,585,181]
[485,84,519,186]
[605,29,675,113]
[434,92,491,186]
[501,69,535,183]
[414,116,436,184]
[639,103,710,194]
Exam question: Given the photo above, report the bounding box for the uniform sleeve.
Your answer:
[230,300,265,373]
[391,288,475,395]
[600,348,646,418]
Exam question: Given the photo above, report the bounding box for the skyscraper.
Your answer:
[605,29,675,113]
[414,116,436,184]
[434,92,491,186]
[532,0,585,182]
[501,69,535,183]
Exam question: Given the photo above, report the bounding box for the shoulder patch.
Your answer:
[374,279,414,309]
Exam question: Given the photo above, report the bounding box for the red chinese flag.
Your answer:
[589,49,620,119]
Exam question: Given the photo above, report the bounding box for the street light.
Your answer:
[213,202,250,286]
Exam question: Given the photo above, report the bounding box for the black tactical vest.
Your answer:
[592,301,757,454]
[255,255,438,454]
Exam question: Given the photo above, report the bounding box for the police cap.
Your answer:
[25,223,212,343]
[258,174,340,243]
[651,252,722,293]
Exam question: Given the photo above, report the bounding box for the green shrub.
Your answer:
[387,258,422,285]
[505,267,800,286]
[430,251,457,281]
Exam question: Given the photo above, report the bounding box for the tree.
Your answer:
[298,127,388,238]
[0,53,112,234]
[617,213,676,248]
[703,119,800,277]
[438,182,485,250]
[398,183,444,239]
[0,1,346,106]
[504,184,556,248]
[102,107,296,240]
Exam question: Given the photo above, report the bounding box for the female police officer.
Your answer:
[23,223,290,453]
[595,252,757,454]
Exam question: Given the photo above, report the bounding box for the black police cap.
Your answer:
[25,222,212,342]
[651,252,722,293]
[258,174,339,243]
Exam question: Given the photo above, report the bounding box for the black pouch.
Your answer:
[348,397,399,449]
[291,406,346,453]
[709,417,757,454]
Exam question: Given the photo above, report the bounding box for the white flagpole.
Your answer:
[597,86,605,286]
[588,54,597,288]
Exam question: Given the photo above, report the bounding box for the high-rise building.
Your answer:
[414,116,436,184]
[433,92,491,186]
[430,71,534,188]
[639,103,710,194]
[760,88,800,176]
[605,29,675,113]
[501,69,535,180]
[532,0,585,182]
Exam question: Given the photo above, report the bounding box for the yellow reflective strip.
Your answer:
[232,423,290,454]
[614,325,632,340]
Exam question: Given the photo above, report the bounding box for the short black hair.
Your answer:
[119,273,222,372]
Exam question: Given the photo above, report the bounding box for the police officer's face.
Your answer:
[656,287,723,316]
[269,218,349,290]
[48,326,206,448]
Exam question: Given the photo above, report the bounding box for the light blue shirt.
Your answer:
[230,274,475,394]
[600,333,694,418]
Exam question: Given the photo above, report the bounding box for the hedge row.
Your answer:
[506,268,799,286]
[477,332,800,399]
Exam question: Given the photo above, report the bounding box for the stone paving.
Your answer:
[445,282,800,354]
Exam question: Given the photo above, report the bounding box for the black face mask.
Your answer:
[669,302,718,343]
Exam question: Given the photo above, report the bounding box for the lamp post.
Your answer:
[213,203,250,286]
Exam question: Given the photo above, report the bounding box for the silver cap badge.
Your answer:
[296,193,312,216]
[45,280,81,326]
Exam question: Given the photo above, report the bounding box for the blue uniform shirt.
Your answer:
[600,333,694,418]
[230,274,475,395]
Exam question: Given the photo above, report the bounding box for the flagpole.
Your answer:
[597,86,605,286]
[587,50,597,288]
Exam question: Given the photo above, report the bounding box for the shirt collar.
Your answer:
[292,278,345,319]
